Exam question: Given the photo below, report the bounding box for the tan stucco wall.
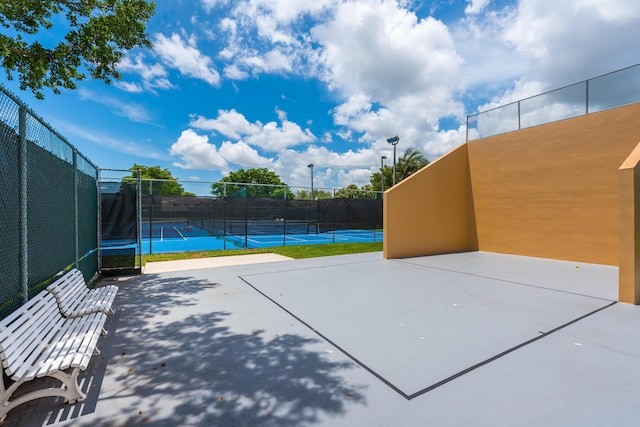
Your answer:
[383,143,477,258]
[619,142,640,303]
[385,102,640,270]
[467,103,640,265]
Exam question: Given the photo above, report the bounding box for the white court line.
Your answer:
[173,226,187,240]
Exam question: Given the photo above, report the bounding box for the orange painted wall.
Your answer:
[468,103,640,265]
[384,102,640,268]
[384,144,477,258]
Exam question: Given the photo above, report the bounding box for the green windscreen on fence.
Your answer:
[27,140,76,287]
[77,157,99,280]
[0,85,99,320]
[0,103,22,318]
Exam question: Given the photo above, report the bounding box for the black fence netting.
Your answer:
[0,85,99,319]
[99,175,140,272]
[318,198,383,232]
[140,194,382,240]
[101,181,138,242]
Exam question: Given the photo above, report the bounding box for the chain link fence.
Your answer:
[147,180,383,253]
[98,177,383,255]
[0,85,99,319]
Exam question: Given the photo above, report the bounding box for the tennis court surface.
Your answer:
[8,251,640,426]
[138,222,382,253]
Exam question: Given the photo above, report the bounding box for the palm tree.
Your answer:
[395,148,429,182]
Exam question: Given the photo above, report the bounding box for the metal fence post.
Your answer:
[137,170,142,269]
[586,79,590,114]
[73,149,79,269]
[466,115,469,141]
[97,169,102,272]
[149,180,153,255]
[18,105,28,303]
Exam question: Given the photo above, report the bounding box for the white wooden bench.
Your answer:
[0,290,107,421]
[47,268,118,318]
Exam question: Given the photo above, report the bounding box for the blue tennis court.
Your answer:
[141,229,383,254]
[142,223,383,254]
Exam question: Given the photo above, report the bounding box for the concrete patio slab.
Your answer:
[5,251,640,427]
[240,254,615,398]
[143,253,293,273]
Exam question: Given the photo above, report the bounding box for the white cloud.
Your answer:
[201,0,228,12]
[154,33,221,86]
[190,109,257,139]
[465,0,492,14]
[309,0,465,161]
[312,1,461,102]
[190,109,316,152]
[223,64,249,80]
[245,119,316,151]
[169,129,228,169]
[502,0,640,87]
[117,54,174,92]
[169,130,274,171]
[113,81,144,93]
[218,140,273,167]
[239,48,294,73]
[337,168,374,188]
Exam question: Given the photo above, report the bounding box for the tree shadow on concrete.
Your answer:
[5,273,367,426]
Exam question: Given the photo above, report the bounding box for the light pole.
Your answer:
[386,135,399,186]
[380,155,387,193]
[307,163,314,200]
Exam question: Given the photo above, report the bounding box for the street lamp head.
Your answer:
[386,135,399,145]
[307,163,314,169]
[382,155,387,160]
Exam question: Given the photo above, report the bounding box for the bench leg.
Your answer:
[0,367,87,422]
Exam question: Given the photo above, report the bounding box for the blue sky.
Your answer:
[1,0,639,195]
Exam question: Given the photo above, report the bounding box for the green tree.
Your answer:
[369,165,394,192]
[395,148,429,181]
[127,164,194,196]
[211,168,295,199]
[296,189,332,200]
[0,0,155,99]
[335,184,375,199]
[370,148,429,190]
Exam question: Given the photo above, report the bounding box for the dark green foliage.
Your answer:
[127,164,194,196]
[0,0,155,99]
[211,168,295,199]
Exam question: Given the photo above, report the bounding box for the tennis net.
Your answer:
[215,219,319,236]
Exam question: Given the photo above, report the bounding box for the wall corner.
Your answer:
[619,142,640,304]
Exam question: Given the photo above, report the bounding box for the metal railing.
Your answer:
[467,64,640,141]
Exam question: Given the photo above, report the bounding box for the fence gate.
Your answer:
[99,169,142,275]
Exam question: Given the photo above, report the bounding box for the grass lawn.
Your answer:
[143,242,383,264]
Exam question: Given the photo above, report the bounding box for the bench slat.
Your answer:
[47,269,118,318]
[0,294,64,380]
[0,285,108,422]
